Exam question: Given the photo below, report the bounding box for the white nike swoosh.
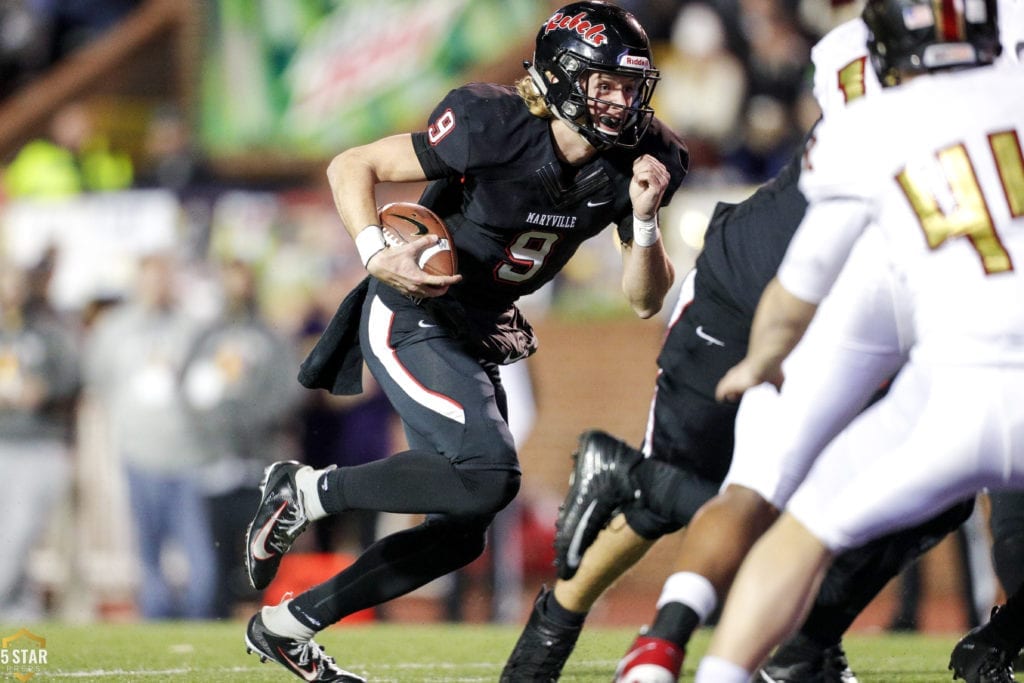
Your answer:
[280,647,320,681]
[566,499,599,569]
[418,320,436,328]
[615,640,683,680]
[695,325,725,347]
[615,642,661,678]
[587,198,612,207]
[250,502,287,561]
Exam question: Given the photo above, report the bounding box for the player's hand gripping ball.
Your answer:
[378,202,458,277]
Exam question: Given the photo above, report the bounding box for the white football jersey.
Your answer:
[785,65,1024,366]
[810,19,881,117]
[1000,0,1024,63]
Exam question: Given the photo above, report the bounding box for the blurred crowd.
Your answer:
[624,0,860,184]
[0,0,863,184]
[0,0,141,97]
[0,228,411,623]
[0,91,410,621]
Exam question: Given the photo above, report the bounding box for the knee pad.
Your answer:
[623,503,684,540]
[452,467,521,518]
[424,514,492,565]
[628,458,721,534]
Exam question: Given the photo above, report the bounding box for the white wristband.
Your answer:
[632,213,660,247]
[355,225,387,267]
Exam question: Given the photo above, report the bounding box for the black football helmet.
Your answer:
[525,1,659,149]
[863,0,1000,86]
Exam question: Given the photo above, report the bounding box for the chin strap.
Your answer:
[524,60,607,149]
[524,61,547,97]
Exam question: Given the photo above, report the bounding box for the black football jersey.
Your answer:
[695,144,807,319]
[411,83,689,311]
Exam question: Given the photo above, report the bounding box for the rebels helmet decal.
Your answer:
[526,1,659,149]
[543,11,609,47]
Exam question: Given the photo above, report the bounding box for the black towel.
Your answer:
[297,276,370,395]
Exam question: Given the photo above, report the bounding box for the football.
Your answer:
[378,202,458,277]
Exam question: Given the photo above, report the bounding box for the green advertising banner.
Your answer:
[200,0,547,157]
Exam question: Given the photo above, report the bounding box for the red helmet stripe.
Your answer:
[935,0,966,40]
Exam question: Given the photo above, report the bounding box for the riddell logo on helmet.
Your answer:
[544,12,608,47]
[620,55,650,69]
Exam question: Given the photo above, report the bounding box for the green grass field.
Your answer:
[0,621,968,682]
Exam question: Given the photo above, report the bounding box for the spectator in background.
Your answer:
[289,258,395,560]
[135,103,220,266]
[739,0,812,105]
[296,335,394,560]
[29,0,141,64]
[0,258,79,621]
[2,100,133,198]
[653,3,747,182]
[722,0,812,182]
[182,257,302,619]
[0,1,139,99]
[82,251,216,620]
[0,0,51,97]
[627,0,821,184]
[136,104,213,199]
[616,0,696,42]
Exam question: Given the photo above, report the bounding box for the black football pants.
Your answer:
[289,281,521,630]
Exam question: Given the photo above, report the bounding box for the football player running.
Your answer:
[241,3,688,681]
[695,0,1024,680]
[504,12,972,683]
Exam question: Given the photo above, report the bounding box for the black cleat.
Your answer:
[245,611,365,682]
[553,430,641,580]
[500,587,583,682]
[755,634,859,683]
[245,460,313,590]
[949,609,1018,683]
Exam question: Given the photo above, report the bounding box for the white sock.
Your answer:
[261,599,316,641]
[657,571,717,623]
[295,466,329,521]
[694,655,750,683]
